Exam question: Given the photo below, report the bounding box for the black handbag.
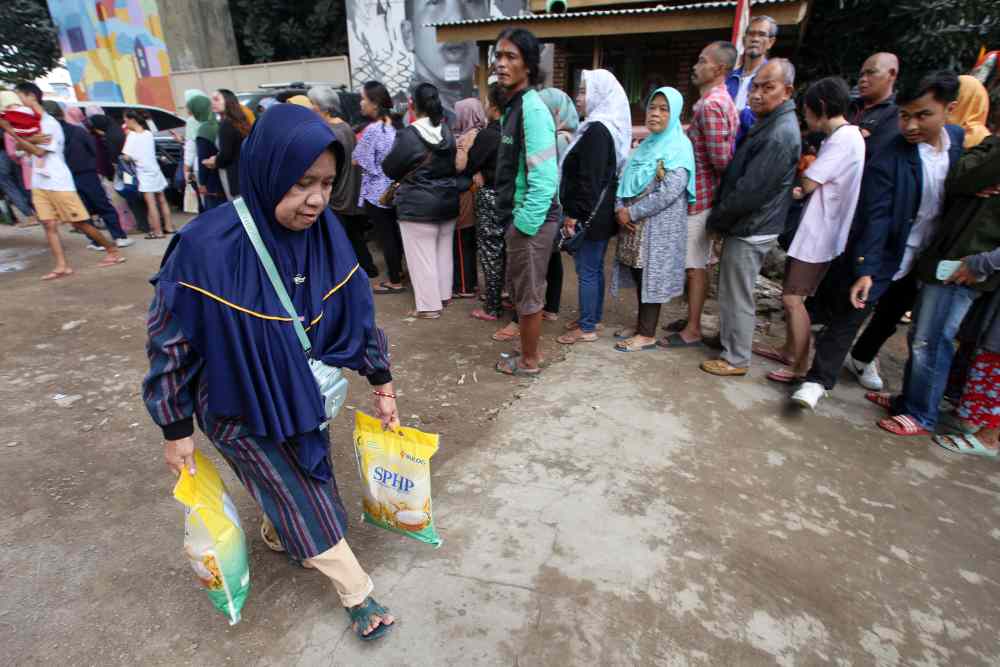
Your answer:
[555,180,612,254]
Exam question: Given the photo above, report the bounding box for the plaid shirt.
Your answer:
[687,84,739,214]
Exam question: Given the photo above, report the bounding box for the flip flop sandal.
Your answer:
[260,521,285,552]
[556,331,598,345]
[614,339,658,352]
[865,391,894,412]
[495,356,540,377]
[452,292,477,299]
[373,282,406,294]
[663,318,688,333]
[346,597,394,642]
[406,310,441,319]
[614,327,637,340]
[767,368,806,384]
[143,233,165,239]
[934,433,1000,458]
[97,255,126,268]
[700,359,748,377]
[938,411,980,435]
[657,333,704,348]
[41,270,73,281]
[877,415,930,437]
[752,343,793,365]
[470,309,499,322]
[492,328,520,342]
[542,311,559,321]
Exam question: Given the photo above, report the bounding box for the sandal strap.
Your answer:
[347,596,388,624]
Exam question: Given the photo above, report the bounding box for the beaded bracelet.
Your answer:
[372,390,397,399]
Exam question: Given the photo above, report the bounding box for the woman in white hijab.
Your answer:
[557,69,633,345]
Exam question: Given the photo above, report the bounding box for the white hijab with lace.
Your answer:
[564,69,633,172]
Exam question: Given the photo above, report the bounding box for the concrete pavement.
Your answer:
[2,222,999,666]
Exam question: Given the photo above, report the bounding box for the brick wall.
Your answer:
[551,42,569,90]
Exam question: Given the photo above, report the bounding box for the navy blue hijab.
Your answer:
[153,104,374,481]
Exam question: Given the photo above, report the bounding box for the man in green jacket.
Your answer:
[492,28,560,376]
[882,125,1000,435]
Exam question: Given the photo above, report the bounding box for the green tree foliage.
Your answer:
[800,0,1000,87]
[230,0,348,65]
[0,0,61,84]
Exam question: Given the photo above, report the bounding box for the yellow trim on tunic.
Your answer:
[177,263,362,329]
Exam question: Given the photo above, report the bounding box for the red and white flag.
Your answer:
[732,0,751,58]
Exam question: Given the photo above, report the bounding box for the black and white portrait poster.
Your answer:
[346,0,525,112]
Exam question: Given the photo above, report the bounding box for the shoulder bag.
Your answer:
[555,179,612,254]
[379,141,433,207]
[234,197,349,430]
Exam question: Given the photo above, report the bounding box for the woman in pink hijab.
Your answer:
[452,98,488,298]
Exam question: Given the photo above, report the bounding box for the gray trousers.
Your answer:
[718,237,776,368]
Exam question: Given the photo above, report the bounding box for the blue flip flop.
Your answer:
[934,434,999,458]
[657,333,704,348]
[346,597,395,642]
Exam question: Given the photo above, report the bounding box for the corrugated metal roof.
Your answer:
[428,0,798,28]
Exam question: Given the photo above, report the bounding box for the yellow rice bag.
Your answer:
[353,411,441,547]
[173,451,250,624]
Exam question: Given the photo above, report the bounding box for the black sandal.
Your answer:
[373,282,406,294]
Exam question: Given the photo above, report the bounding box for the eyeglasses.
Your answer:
[745,29,774,39]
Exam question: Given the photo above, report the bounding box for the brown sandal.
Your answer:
[557,329,598,345]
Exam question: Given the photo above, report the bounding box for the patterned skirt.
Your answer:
[196,381,348,561]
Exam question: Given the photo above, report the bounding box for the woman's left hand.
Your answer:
[563,217,577,236]
[373,383,400,431]
[616,207,636,232]
[202,157,216,169]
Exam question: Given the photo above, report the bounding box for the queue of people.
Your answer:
[120,16,1000,647]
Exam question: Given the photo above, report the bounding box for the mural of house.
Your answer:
[46,0,174,109]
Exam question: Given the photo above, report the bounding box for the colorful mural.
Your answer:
[46,0,173,109]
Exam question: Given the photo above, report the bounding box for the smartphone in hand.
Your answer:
[936,260,962,281]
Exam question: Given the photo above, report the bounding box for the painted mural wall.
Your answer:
[345,0,524,112]
[46,0,174,109]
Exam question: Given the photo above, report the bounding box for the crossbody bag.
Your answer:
[234,197,349,430]
[379,143,433,207]
[555,178,612,254]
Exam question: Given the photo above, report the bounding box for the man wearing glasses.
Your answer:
[725,15,778,146]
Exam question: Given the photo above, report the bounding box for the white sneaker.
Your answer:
[86,243,106,251]
[115,238,135,248]
[845,355,884,391]
[792,382,826,410]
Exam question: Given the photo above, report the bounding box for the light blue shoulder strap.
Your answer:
[233,197,312,355]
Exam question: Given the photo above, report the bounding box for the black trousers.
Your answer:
[453,225,477,293]
[74,171,126,239]
[631,267,662,337]
[512,252,563,323]
[365,201,404,284]
[850,272,919,364]
[338,212,377,278]
[805,279,875,389]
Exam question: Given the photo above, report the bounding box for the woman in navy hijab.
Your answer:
[143,104,396,641]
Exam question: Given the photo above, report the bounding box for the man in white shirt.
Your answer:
[0,83,122,280]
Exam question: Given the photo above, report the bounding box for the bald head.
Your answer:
[749,59,794,117]
[858,52,899,105]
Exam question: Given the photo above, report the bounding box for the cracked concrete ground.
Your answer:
[2,222,999,666]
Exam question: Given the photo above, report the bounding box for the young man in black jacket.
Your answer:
[702,59,801,377]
